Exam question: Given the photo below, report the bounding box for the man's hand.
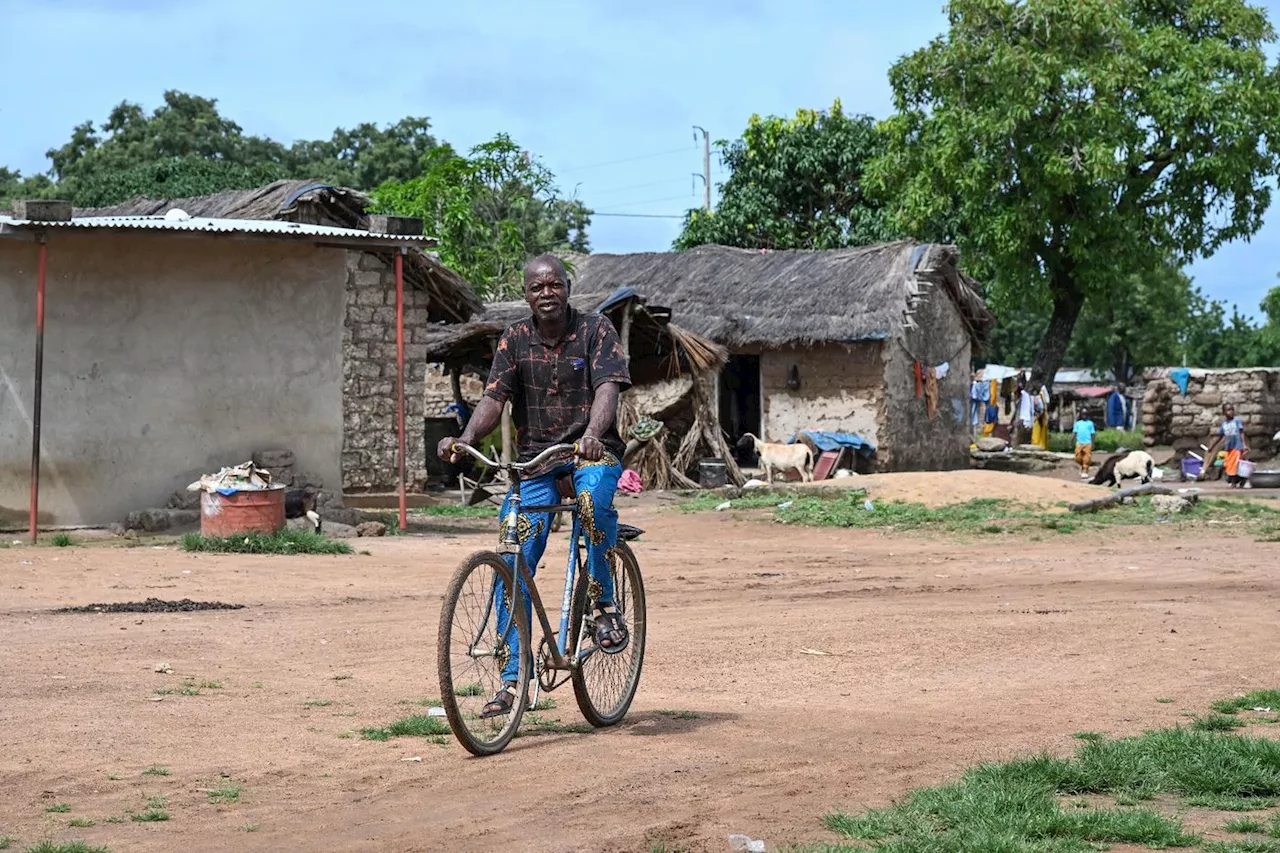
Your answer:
[437,436,463,463]
[578,435,605,462]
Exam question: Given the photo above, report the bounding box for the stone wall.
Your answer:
[760,343,886,451]
[341,253,434,491]
[1142,367,1280,452]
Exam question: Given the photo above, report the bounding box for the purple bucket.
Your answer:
[1181,457,1203,479]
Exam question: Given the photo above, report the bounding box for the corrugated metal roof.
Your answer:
[0,213,435,246]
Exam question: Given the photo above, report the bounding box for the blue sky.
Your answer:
[2,0,1279,318]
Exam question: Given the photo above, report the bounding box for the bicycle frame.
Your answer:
[455,442,600,681]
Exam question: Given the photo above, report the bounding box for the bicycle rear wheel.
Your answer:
[570,542,646,727]
[437,551,530,756]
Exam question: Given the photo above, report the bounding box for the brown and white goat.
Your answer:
[737,433,814,484]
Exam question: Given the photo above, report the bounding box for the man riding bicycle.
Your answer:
[437,254,632,718]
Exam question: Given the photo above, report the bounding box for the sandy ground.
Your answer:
[2,478,1279,852]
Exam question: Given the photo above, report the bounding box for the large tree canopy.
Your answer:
[869,0,1280,391]
[5,90,443,207]
[674,101,898,251]
[371,134,591,300]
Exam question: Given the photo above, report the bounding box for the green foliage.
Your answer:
[180,529,352,555]
[674,101,898,251]
[824,722,1280,852]
[4,89,445,209]
[871,0,1280,388]
[359,714,451,741]
[372,134,590,299]
[1048,429,1142,454]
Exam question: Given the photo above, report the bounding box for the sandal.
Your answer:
[480,682,519,719]
[593,605,630,655]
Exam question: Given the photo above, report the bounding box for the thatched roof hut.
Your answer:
[565,241,993,350]
[79,179,481,323]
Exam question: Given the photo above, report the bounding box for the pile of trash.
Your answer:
[186,461,281,496]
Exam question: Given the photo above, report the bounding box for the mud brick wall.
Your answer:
[341,252,432,491]
[760,342,886,452]
[1142,367,1280,453]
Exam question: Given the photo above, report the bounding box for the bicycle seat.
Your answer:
[617,523,644,541]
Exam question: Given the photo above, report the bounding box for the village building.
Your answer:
[564,241,994,473]
[1142,366,1280,453]
[0,181,481,528]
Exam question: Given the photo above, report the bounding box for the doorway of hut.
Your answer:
[718,355,762,467]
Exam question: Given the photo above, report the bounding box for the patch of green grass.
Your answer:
[411,504,494,518]
[532,697,557,712]
[141,766,170,777]
[331,673,353,681]
[1225,817,1268,833]
[303,699,333,708]
[1192,713,1248,732]
[67,818,95,828]
[1049,429,1144,454]
[49,532,76,547]
[131,796,170,822]
[1158,698,1176,704]
[823,721,1280,853]
[198,680,223,690]
[241,824,260,832]
[656,709,702,721]
[1073,731,1105,742]
[104,773,120,781]
[1185,795,1279,812]
[24,844,110,853]
[359,715,451,741]
[397,697,442,708]
[680,490,1280,541]
[454,682,482,697]
[103,816,125,824]
[0,837,11,851]
[44,803,71,813]
[180,528,352,555]
[1214,691,1280,715]
[1204,842,1280,853]
[207,780,243,805]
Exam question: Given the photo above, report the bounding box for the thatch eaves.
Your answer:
[564,241,993,350]
[78,179,482,323]
[421,289,727,387]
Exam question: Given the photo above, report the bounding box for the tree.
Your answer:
[26,90,442,206]
[371,134,592,300]
[674,101,899,251]
[0,166,55,208]
[870,0,1280,391]
[285,117,438,190]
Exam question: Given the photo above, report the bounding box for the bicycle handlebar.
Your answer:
[450,442,578,471]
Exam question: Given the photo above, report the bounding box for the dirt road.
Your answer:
[1,506,1277,852]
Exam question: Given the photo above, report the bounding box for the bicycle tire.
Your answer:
[437,550,531,756]
[570,541,646,727]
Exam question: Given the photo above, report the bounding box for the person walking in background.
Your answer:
[1030,384,1051,450]
[1073,416,1096,479]
[1199,402,1250,489]
[970,370,989,433]
[1107,384,1128,430]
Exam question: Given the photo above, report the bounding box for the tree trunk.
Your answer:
[1031,277,1085,394]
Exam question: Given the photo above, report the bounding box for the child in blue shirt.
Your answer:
[1073,417,1097,478]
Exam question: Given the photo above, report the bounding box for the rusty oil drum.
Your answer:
[200,487,286,537]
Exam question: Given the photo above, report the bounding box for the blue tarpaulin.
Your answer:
[788,430,876,455]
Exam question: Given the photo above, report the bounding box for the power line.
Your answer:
[587,176,688,196]
[558,146,694,175]
[596,193,696,209]
[592,211,686,219]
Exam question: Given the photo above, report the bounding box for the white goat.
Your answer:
[738,433,814,484]
[1090,449,1156,488]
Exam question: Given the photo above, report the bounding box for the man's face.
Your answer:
[525,263,568,324]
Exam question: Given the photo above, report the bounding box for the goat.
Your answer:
[737,433,814,484]
[1089,449,1155,488]
[285,489,322,533]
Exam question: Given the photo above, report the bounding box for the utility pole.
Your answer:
[693,125,711,210]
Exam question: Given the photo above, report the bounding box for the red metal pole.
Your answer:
[30,239,48,544]
[395,249,407,531]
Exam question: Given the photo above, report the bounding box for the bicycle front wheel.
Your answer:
[437,551,530,756]
[570,541,646,727]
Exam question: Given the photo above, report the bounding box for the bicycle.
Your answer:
[436,441,647,756]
